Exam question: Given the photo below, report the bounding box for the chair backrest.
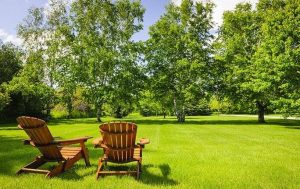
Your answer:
[100,122,137,162]
[17,116,63,160]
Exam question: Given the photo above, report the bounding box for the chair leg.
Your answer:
[80,143,90,166]
[136,161,140,179]
[64,153,81,171]
[96,159,104,179]
[138,160,142,173]
[46,161,66,178]
[17,156,46,175]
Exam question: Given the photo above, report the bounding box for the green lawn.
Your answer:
[0,115,299,189]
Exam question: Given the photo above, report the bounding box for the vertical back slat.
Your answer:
[100,122,137,162]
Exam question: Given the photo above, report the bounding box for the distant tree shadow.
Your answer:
[2,116,299,129]
[130,118,300,129]
[267,119,300,128]
[0,127,19,131]
[284,126,300,130]
[0,122,19,130]
[46,118,100,127]
[3,116,298,130]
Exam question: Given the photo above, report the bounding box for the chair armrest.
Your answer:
[54,136,92,146]
[23,139,35,146]
[137,138,150,148]
[92,137,103,148]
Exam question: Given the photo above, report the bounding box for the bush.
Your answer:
[0,76,55,119]
[139,106,158,117]
[186,99,212,116]
[0,87,10,112]
[52,102,95,119]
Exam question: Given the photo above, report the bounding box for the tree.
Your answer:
[2,75,55,119]
[0,41,22,115]
[215,3,268,122]
[70,0,145,121]
[18,6,57,118]
[0,41,22,84]
[146,0,214,122]
[43,0,78,118]
[216,1,300,122]
[17,0,145,121]
[253,0,300,117]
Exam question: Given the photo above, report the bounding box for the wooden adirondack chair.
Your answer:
[16,116,92,178]
[93,122,150,179]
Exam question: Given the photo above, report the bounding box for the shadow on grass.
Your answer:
[49,118,100,126]
[140,164,178,186]
[132,119,300,128]
[267,119,300,127]
[48,118,263,126]
[98,163,178,186]
[282,126,300,129]
[1,117,299,133]
[0,135,36,175]
[0,127,19,130]
[2,115,300,128]
[0,118,99,129]
[58,164,97,180]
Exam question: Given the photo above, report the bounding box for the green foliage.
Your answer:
[0,41,54,119]
[209,96,231,113]
[216,2,267,122]
[15,0,146,121]
[253,0,300,117]
[0,86,10,112]
[0,41,22,84]
[185,99,212,116]
[138,90,162,117]
[53,87,94,118]
[1,75,55,118]
[0,41,21,112]
[216,3,260,98]
[216,0,300,122]
[69,0,145,121]
[146,0,214,122]
[1,0,298,122]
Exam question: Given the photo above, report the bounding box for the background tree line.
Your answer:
[0,0,299,123]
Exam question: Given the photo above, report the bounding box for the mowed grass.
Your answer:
[0,115,299,189]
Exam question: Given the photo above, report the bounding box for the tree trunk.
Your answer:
[256,101,265,123]
[46,73,53,120]
[176,107,185,123]
[176,110,185,122]
[114,106,123,118]
[96,105,102,122]
[173,97,185,122]
[46,106,51,121]
[162,107,166,119]
[67,96,72,118]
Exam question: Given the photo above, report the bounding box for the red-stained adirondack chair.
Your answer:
[16,116,92,178]
[93,122,150,179]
